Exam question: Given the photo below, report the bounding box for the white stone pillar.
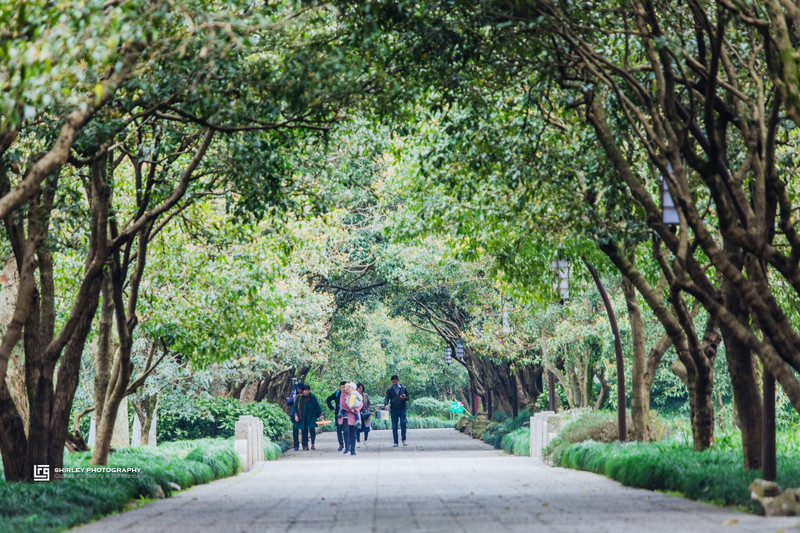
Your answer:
[235,418,251,472]
[242,415,257,468]
[255,419,263,462]
[532,411,554,459]
[529,416,535,458]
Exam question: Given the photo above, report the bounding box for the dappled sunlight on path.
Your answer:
[73,429,800,533]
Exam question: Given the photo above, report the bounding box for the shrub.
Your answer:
[409,397,449,418]
[158,397,291,442]
[370,416,456,430]
[500,427,530,456]
[480,409,532,449]
[543,410,634,464]
[557,436,800,511]
[0,439,243,533]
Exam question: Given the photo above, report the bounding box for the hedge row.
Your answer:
[0,437,280,533]
[558,438,800,511]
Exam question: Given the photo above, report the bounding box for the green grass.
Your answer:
[317,416,456,432]
[543,410,644,464]
[500,427,531,456]
[479,409,532,455]
[556,433,800,512]
[0,437,282,533]
[369,416,456,430]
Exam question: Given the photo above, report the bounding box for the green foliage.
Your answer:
[543,410,638,465]
[481,409,532,449]
[262,438,284,461]
[409,397,450,417]
[369,416,456,430]
[0,439,240,533]
[500,427,531,457]
[557,435,800,511]
[157,398,290,443]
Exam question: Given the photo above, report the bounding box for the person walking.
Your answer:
[356,383,371,447]
[326,381,346,451]
[287,381,304,451]
[339,382,361,456]
[293,384,323,450]
[383,375,409,447]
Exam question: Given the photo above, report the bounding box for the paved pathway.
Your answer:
[74,428,800,533]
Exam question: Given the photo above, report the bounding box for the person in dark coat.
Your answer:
[325,381,346,451]
[383,375,410,447]
[287,381,304,451]
[294,384,323,450]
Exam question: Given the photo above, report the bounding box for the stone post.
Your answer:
[242,415,256,467]
[254,418,263,462]
[235,418,252,472]
[529,416,535,458]
[235,415,265,471]
[531,411,554,459]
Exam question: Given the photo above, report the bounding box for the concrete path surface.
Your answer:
[73,428,800,533]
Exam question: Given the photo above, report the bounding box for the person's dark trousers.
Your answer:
[301,427,316,448]
[362,427,370,442]
[390,409,407,444]
[335,421,344,448]
[290,416,300,450]
[342,422,357,454]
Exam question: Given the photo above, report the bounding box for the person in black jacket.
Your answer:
[325,381,347,451]
[286,381,304,451]
[383,375,410,447]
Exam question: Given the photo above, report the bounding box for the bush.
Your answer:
[409,397,449,417]
[370,416,456,430]
[500,427,530,456]
[315,416,457,432]
[543,410,635,464]
[0,439,242,533]
[480,409,532,450]
[557,436,800,511]
[158,397,291,442]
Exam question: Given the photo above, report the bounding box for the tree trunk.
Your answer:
[0,382,27,481]
[132,394,158,446]
[622,276,651,441]
[720,272,763,469]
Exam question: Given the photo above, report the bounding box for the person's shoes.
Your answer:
[393,443,398,447]
[338,446,343,451]
[350,451,356,456]
[310,445,315,450]
[303,446,309,451]
[293,447,299,451]
[356,442,361,448]
[343,449,349,455]
[403,440,407,446]
[364,441,369,447]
